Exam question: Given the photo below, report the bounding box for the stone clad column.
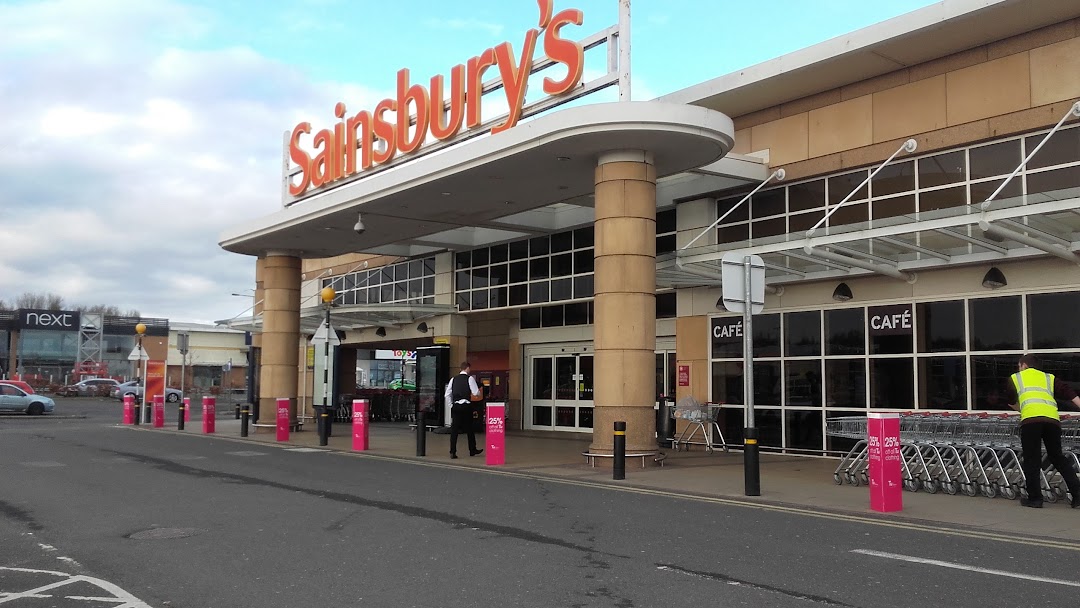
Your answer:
[258,252,301,430]
[591,150,657,455]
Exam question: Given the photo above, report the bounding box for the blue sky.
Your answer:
[0,0,939,323]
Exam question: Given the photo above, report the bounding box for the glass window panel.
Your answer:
[757,409,783,448]
[785,360,822,407]
[381,284,394,303]
[332,276,344,292]
[555,406,576,427]
[872,160,915,197]
[711,317,743,358]
[1027,166,1080,198]
[521,307,541,329]
[532,406,552,426]
[753,189,786,218]
[394,281,407,302]
[579,355,594,402]
[368,287,379,304]
[970,140,1021,179]
[472,248,489,267]
[529,258,549,280]
[509,261,528,283]
[408,279,422,300]
[919,186,966,213]
[509,284,528,307]
[826,359,866,408]
[343,274,356,290]
[573,250,594,274]
[919,356,967,410]
[564,302,589,325]
[423,258,436,276]
[471,266,489,289]
[657,209,677,233]
[755,361,782,406]
[554,356,576,400]
[393,263,407,282]
[573,275,593,299]
[455,251,470,270]
[919,150,966,187]
[355,289,368,304]
[368,269,382,286]
[509,240,529,260]
[529,281,549,304]
[788,211,823,233]
[551,231,573,253]
[825,308,864,356]
[471,289,488,310]
[971,355,1016,411]
[656,353,665,400]
[532,357,552,400]
[785,410,824,452]
[551,253,573,277]
[656,292,676,319]
[721,408,745,445]
[754,313,781,358]
[408,260,422,279]
[717,196,750,223]
[752,218,786,239]
[828,171,869,205]
[829,202,868,227]
[1028,291,1080,349]
[869,305,913,355]
[341,290,355,306]
[491,287,508,308]
[785,311,821,357]
[456,293,470,312]
[550,278,572,302]
[656,234,677,254]
[489,264,508,286]
[529,236,550,257]
[455,271,470,291]
[381,267,393,283]
[917,300,964,353]
[872,194,916,220]
[578,407,593,428]
[1036,353,1080,393]
[870,358,914,409]
[542,305,564,328]
[711,361,744,405]
[717,223,750,244]
[970,177,1022,205]
[789,179,826,212]
[574,226,594,249]
[423,276,435,296]
[489,244,508,264]
[1026,130,1080,170]
[969,296,1022,351]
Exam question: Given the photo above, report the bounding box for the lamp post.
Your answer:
[318,286,336,446]
[135,323,148,423]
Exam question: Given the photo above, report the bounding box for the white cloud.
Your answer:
[38,106,124,137]
[424,17,505,38]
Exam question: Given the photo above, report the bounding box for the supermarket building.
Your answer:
[220,0,1080,458]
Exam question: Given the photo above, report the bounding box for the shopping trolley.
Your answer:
[672,398,727,453]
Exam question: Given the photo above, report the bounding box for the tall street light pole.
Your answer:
[135,323,148,423]
[318,286,336,446]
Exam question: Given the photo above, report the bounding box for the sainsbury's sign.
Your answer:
[288,0,586,198]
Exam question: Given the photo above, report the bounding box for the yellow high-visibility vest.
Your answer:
[1011,368,1060,421]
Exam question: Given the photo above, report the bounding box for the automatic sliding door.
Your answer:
[531,357,553,427]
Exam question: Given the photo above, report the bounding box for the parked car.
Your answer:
[0,384,55,415]
[113,381,183,402]
[0,380,35,394]
[57,378,120,397]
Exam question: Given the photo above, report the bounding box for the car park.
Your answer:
[0,380,35,394]
[0,384,55,415]
[57,378,120,397]
[113,381,183,402]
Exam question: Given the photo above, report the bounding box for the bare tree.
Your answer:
[0,299,11,311]
[15,292,65,310]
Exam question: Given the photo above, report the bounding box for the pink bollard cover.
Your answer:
[152,395,165,428]
[122,394,135,425]
[276,398,290,442]
[202,396,216,434]
[352,399,369,451]
[184,397,191,422]
[486,403,506,466]
[868,412,903,513]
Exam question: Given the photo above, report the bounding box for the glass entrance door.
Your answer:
[528,353,593,431]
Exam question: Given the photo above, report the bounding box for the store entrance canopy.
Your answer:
[218,302,457,335]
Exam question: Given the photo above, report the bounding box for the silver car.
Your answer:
[114,381,183,402]
[0,384,55,415]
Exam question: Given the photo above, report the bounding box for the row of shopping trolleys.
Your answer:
[826,413,1080,502]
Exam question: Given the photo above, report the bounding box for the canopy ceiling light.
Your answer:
[416,322,429,333]
[832,282,854,302]
[981,267,1008,289]
[375,327,387,337]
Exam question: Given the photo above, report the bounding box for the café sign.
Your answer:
[288,0,586,198]
[868,304,913,336]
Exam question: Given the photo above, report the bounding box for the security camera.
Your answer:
[353,213,365,235]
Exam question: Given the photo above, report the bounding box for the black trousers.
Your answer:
[450,402,477,455]
[1020,420,1080,502]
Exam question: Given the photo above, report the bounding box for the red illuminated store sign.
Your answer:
[289,0,586,197]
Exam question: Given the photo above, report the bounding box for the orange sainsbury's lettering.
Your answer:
[286,2,585,198]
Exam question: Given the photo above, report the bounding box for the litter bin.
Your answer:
[656,397,675,447]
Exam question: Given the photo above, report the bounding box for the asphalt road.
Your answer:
[2,398,1078,607]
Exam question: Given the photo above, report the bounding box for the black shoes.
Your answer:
[1071,497,1079,509]
[1020,497,1044,508]
[470,449,483,457]
[450,453,458,459]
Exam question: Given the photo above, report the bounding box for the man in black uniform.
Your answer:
[444,361,483,459]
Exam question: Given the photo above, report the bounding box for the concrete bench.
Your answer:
[581,451,665,468]
[251,421,304,432]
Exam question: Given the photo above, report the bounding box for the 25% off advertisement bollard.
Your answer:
[720,252,767,497]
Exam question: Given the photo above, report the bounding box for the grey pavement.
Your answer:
[1,398,1078,607]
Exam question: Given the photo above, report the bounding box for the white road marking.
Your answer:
[20,461,66,468]
[169,455,207,461]
[851,549,1080,587]
[284,448,325,453]
[0,567,151,607]
[37,543,57,552]
[224,451,267,457]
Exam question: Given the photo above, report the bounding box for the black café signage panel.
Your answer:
[19,309,79,331]
[711,317,744,345]
[867,304,913,336]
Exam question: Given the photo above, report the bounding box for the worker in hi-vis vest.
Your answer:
[1006,354,1080,508]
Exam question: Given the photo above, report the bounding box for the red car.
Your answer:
[0,380,35,394]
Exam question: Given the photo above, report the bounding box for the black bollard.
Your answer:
[318,407,330,447]
[178,402,185,431]
[240,404,250,437]
[613,421,626,480]
[416,409,427,457]
[234,404,241,420]
[744,427,761,496]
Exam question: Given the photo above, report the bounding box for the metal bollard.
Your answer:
[744,427,761,496]
[240,404,250,437]
[235,404,241,420]
[318,407,330,446]
[613,421,626,480]
[178,399,185,431]
[416,409,427,457]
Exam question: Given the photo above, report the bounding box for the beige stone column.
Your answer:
[258,253,301,430]
[591,150,657,455]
